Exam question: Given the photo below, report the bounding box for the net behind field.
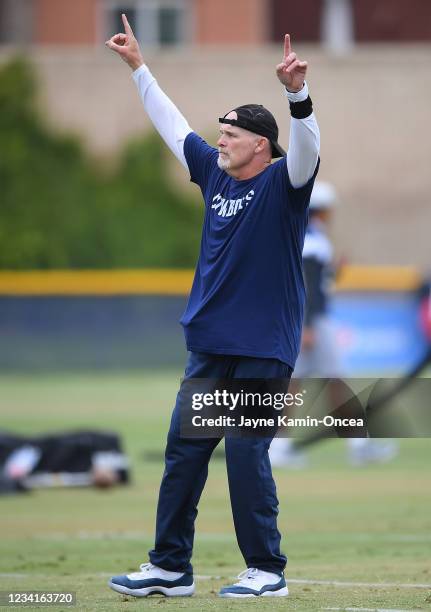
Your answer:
[0,295,188,370]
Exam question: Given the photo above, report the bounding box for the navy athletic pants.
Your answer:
[149,351,292,575]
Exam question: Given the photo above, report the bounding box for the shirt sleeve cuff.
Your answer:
[284,81,309,103]
[132,64,155,88]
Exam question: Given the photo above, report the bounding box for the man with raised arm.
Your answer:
[106,14,320,599]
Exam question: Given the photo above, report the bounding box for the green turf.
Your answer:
[0,372,430,611]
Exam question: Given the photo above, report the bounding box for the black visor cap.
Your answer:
[219,104,286,159]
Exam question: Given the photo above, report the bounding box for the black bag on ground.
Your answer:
[0,430,130,493]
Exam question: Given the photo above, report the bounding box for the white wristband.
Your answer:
[284,81,309,103]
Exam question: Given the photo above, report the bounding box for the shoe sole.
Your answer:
[108,581,195,597]
[219,586,289,598]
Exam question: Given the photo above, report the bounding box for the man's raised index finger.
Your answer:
[122,13,134,36]
[284,34,291,58]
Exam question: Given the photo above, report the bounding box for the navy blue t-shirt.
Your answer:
[181,132,319,368]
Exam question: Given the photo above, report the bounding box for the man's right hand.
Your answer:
[105,13,144,72]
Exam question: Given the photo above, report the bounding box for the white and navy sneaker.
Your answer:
[108,562,194,597]
[219,568,288,598]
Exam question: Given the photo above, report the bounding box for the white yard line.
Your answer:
[24,531,236,541]
[290,578,431,589]
[322,608,412,612]
[25,531,431,543]
[0,574,27,578]
[7,531,428,546]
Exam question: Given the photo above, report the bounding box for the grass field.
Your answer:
[1,371,430,611]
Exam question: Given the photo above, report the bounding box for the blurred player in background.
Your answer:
[106,14,319,599]
[269,181,398,468]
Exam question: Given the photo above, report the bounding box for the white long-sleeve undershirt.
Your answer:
[132,64,320,187]
[132,65,192,169]
[284,82,320,187]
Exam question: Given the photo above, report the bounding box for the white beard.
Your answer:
[217,154,231,170]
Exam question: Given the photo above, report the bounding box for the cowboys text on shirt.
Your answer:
[211,190,255,217]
